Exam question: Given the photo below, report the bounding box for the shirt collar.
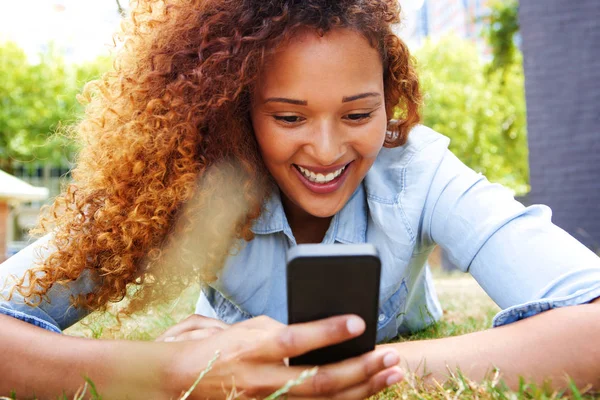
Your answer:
[251,187,288,235]
[251,183,368,244]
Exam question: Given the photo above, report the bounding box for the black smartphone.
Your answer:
[286,243,381,366]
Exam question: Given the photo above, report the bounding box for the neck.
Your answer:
[281,193,332,244]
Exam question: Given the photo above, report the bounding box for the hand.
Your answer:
[162,315,403,399]
[155,315,229,342]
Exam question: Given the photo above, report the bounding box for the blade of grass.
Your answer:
[263,367,319,400]
[179,350,221,400]
[73,382,88,400]
[83,377,102,400]
[568,377,583,400]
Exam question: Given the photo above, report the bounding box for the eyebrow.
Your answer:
[263,92,381,106]
[342,92,381,102]
[264,97,308,106]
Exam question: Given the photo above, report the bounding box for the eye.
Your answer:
[273,115,305,124]
[345,112,373,121]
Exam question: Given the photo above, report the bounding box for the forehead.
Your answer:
[255,28,384,98]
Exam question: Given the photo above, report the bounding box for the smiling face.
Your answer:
[250,28,388,219]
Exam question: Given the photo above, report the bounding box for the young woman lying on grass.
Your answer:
[2,0,600,398]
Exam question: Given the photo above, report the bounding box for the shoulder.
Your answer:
[383,124,450,162]
[364,125,451,203]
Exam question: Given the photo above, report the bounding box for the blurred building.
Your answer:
[400,0,492,56]
[519,0,600,252]
[10,164,72,242]
[0,170,48,261]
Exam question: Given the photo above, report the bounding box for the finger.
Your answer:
[239,314,283,330]
[166,327,224,342]
[155,315,228,341]
[287,348,401,396]
[234,349,400,398]
[155,316,227,342]
[315,367,404,400]
[259,315,366,360]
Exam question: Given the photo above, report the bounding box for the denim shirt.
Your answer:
[0,234,97,334]
[2,126,600,342]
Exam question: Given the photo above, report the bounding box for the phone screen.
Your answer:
[286,244,381,366]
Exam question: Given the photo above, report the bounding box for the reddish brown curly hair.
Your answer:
[11,0,421,317]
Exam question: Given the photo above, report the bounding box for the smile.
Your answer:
[292,161,353,195]
[295,165,346,184]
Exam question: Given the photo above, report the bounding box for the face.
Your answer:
[250,28,387,218]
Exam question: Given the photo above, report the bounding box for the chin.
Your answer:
[300,200,345,219]
[305,208,337,218]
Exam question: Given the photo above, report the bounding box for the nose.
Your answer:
[305,120,346,166]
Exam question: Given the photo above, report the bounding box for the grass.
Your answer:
[4,271,599,399]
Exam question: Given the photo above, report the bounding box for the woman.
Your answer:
[2,0,600,398]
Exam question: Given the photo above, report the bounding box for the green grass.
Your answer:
[4,272,599,399]
[372,272,599,399]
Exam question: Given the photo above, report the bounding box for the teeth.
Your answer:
[297,165,346,184]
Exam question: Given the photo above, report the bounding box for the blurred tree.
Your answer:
[75,55,113,91]
[0,42,111,173]
[484,0,520,77]
[413,36,529,195]
[0,42,77,172]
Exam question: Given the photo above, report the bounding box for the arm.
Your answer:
[0,313,402,399]
[382,297,600,389]
[0,238,173,398]
[404,148,600,389]
[1,238,403,398]
[0,314,172,399]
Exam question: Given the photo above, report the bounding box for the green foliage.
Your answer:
[413,36,529,195]
[484,0,520,75]
[0,42,111,172]
[0,42,75,170]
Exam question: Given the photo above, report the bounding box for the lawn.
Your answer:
[11,271,597,399]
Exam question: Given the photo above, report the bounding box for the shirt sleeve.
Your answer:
[0,234,98,333]
[421,149,600,327]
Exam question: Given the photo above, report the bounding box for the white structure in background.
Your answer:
[0,170,48,261]
[395,0,426,49]
[0,0,490,61]
[0,0,126,63]
[397,0,492,55]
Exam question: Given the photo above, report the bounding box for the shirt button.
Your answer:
[378,314,386,322]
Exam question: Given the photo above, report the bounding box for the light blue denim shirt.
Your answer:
[0,234,97,334]
[2,126,600,342]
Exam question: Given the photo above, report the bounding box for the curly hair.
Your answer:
[10,0,422,317]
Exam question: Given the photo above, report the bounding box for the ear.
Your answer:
[383,119,406,148]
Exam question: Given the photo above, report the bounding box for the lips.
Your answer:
[294,162,350,174]
[292,161,353,194]
[295,164,347,184]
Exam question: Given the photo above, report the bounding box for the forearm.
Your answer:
[0,314,174,399]
[383,302,600,390]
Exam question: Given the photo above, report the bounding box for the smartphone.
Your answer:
[286,243,381,366]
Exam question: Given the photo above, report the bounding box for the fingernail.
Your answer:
[346,317,365,335]
[164,336,176,342]
[386,372,403,386]
[383,352,400,368]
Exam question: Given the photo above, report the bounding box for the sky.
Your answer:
[0,0,424,64]
[0,0,127,63]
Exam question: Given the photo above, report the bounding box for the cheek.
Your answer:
[355,123,387,160]
[252,119,296,168]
